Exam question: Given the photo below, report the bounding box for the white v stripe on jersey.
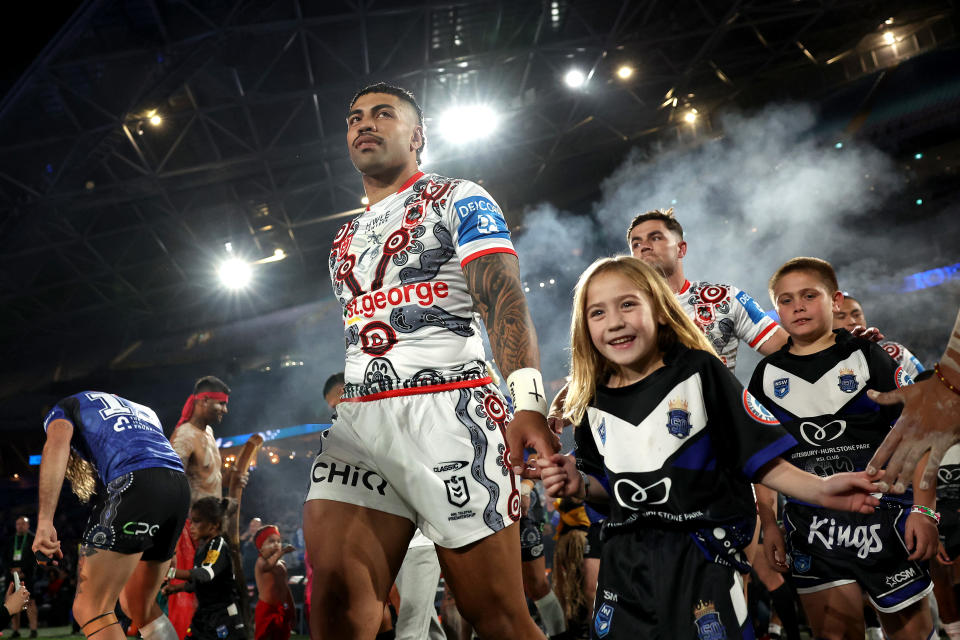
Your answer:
[587,372,706,473]
[762,351,870,418]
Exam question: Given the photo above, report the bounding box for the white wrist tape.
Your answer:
[507,368,549,416]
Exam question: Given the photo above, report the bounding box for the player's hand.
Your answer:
[540,454,580,498]
[936,542,953,565]
[761,522,789,573]
[866,373,960,493]
[32,520,63,562]
[905,511,939,561]
[4,582,30,616]
[506,411,561,479]
[817,472,881,514]
[849,325,884,342]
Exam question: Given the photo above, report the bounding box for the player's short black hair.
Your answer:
[349,82,425,164]
[323,372,345,398]
[194,375,231,395]
[626,208,684,242]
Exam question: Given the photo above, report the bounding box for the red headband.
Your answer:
[255,526,280,550]
[175,392,230,428]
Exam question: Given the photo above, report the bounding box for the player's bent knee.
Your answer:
[78,612,119,639]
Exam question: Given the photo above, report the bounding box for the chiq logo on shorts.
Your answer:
[312,461,388,496]
[613,478,672,509]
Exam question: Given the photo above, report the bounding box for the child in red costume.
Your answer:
[253,526,296,640]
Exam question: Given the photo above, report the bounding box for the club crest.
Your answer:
[667,398,691,439]
[837,368,859,393]
[595,603,614,638]
[693,600,727,639]
[773,377,790,399]
[793,553,812,573]
[695,304,715,326]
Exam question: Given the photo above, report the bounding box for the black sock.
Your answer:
[863,603,881,627]
[769,583,801,640]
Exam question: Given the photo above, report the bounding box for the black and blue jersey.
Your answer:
[44,391,183,483]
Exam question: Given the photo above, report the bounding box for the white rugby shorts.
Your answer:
[305,382,520,548]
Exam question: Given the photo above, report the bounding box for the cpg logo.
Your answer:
[122,521,158,536]
[799,419,846,447]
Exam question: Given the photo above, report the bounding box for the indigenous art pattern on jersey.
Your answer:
[328,172,516,400]
[676,281,778,372]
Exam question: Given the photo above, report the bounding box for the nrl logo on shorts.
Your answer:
[594,603,614,638]
[693,600,726,640]
[837,368,859,393]
[445,475,470,508]
[666,398,691,439]
[773,377,790,399]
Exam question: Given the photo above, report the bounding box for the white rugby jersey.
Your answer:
[329,171,516,400]
[879,340,924,381]
[676,280,780,372]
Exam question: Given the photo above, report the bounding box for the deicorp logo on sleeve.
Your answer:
[453,195,509,245]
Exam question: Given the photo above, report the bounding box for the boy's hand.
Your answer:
[905,511,939,561]
[761,522,789,573]
[817,472,881,513]
[540,454,579,498]
[936,542,953,565]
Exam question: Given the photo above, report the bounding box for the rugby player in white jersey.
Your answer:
[302,83,559,640]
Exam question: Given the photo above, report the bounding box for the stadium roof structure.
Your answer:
[0,0,957,370]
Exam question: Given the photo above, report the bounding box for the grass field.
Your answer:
[1,627,309,640]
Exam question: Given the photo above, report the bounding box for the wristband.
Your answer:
[507,368,549,416]
[934,363,960,397]
[166,567,177,580]
[911,504,940,525]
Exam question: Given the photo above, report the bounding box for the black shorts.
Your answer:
[592,528,751,639]
[584,520,604,560]
[83,467,190,561]
[939,500,960,559]
[520,516,544,562]
[783,502,932,613]
[189,604,245,640]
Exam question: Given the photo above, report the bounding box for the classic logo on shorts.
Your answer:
[773,377,790,399]
[799,419,846,447]
[792,553,812,573]
[445,475,470,507]
[595,603,614,638]
[667,398,691,439]
[837,368,859,393]
[693,600,726,640]
[433,460,468,473]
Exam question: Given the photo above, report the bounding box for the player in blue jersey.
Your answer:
[33,392,191,640]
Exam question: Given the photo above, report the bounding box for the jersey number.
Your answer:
[85,392,132,420]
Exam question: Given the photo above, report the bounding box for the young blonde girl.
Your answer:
[540,256,881,640]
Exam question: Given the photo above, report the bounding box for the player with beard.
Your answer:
[302,83,559,640]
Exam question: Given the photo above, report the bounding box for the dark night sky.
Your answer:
[0,3,76,102]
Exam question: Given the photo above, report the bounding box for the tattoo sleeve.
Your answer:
[463,252,540,378]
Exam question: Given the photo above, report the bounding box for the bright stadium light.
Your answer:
[883,31,895,45]
[438,105,500,144]
[218,258,252,289]
[564,68,586,89]
[616,65,634,80]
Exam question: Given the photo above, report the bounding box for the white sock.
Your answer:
[534,591,567,636]
[140,615,178,640]
[767,622,782,636]
[945,621,960,640]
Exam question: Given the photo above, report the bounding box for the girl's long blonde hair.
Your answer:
[563,256,717,425]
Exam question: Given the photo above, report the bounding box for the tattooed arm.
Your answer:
[464,253,560,475]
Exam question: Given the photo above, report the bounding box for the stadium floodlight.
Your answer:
[218,258,252,289]
[616,65,634,80]
[564,69,586,89]
[684,109,698,123]
[883,31,895,44]
[437,105,500,144]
